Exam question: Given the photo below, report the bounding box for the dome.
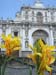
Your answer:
[34,0,45,8]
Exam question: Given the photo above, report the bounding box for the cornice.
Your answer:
[21,6,56,11]
[0,20,56,27]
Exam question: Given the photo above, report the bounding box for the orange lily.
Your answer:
[28,39,55,75]
[1,34,21,56]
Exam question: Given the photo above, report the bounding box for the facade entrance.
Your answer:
[32,30,49,44]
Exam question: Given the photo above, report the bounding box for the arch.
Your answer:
[32,30,48,37]
[32,29,49,44]
[31,28,49,36]
[37,12,43,16]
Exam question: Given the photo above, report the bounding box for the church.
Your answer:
[0,0,56,57]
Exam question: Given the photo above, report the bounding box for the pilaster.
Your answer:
[49,25,54,45]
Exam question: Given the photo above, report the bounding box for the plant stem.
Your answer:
[29,67,32,75]
[1,61,7,75]
[0,65,1,75]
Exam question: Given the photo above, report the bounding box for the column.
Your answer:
[49,26,54,45]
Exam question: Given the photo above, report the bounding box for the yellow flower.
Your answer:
[28,39,55,74]
[27,54,37,64]
[28,44,37,52]
[27,52,42,64]
[38,39,55,72]
[1,34,21,56]
[28,44,42,63]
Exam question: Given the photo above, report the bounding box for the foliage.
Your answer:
[28,39,55,75]
[0,34,21,75]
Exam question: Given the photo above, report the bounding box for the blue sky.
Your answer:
[0,0,56,19]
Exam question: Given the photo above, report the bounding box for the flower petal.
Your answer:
[13,47,21,51]
[48,56,55,65]
[46,65,52,72]
[36,53,42,57]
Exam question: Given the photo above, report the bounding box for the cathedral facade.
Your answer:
[0,0,56,57]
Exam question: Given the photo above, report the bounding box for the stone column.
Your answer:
[49,25,54,45]
[21,25,25,51]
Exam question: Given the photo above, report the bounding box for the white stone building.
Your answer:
[0,0,56,57]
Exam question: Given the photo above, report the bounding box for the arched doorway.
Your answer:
[32,30,49,44]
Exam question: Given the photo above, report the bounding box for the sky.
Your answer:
[0,0,56,20]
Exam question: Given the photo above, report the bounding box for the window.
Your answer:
[53,31,56,39]
[54,40,56,46]
[14,32,18,36]
[37,12,43,24]
[51,12,53,20]
[2,25,6,34]
[25,31,28,36]
[25,11,28,20]
[51,11,54,22]
[45,12,47,22]
[32,11,34,21]
[32,11,34,16]
[25,41,28,48]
